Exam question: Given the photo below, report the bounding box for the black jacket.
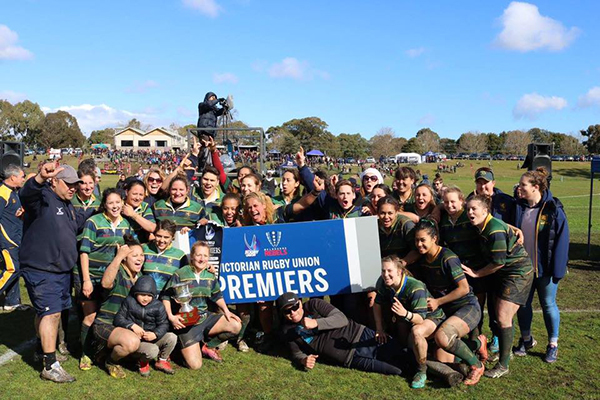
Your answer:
[114,276,169,340]
[19,178,86,273]
[197,91,225,137]
[281,299,364,367]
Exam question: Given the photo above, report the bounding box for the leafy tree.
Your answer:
[88,128,115,144]
[503,130,532,155]
[0,100,14,140]
[439,138,457,154]
[39,111,85,149]
[11,100,45,146]
[369,127,406,158]
[580,125,600,154]
[126,118,142,129]
[415,128,440,152]
[402,137,423,153]
[527,127,552,143]
[271,117,340,156]
[278,131,301,155]
[458,132,487,153]
[338,133,369,159]
[485,133,504,154]
[560,135,586,155]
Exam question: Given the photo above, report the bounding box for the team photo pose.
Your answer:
[121,180,156,243]
[78,188,134,371]
[142,219,188,295]
[162,241,242,369]
[143,167,166,207]
[410,220,486,388]
[462,195,534,378]
[513,168,569,363]
[153,176,205,232]
[93,236,144,378]
[392,167,417,211]
[439,187,489,337]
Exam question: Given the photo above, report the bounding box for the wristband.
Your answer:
[404,311,413,322]
[310,190,321,196]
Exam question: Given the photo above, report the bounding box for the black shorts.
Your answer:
[466,275,490,295]
[93,321,116,346]
[444,297,482,332]
[73,275,105,303]
[176,312,222,349]
[22,267,71,317]
[494,271,534,306]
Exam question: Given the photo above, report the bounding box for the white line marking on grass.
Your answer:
[0,337,37,367]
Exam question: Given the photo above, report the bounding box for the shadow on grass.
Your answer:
[569,243,600,269]
[553,168,592,179]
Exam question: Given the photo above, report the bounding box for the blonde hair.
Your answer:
[442,185,465,202]
[243,192,275,225]
[143,167,166,196]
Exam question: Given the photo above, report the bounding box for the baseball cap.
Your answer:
[55,165,82,184]
[276,292,300,312]
[474,169,494,182]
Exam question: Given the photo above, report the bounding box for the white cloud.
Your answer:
[267,57,329,81]
[513,93,567,119]
[0,25,33,60]
[494,2,580,52]
[406,47,425,58]
[578,86,600,108]
[41,104,163,134]
[125,80,159,94]
[417,113,436,126]
[0,90,27,103]
[213,72,239,84]
[182,0,222,18]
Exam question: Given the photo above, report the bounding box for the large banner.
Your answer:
[217,217,381,304]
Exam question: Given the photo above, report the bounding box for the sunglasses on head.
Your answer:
[283,302,301,315]
[148,177,163,183]
[364,175,379,182]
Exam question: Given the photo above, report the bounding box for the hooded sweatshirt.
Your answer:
[114,275,169,340]
[513,189,570,279]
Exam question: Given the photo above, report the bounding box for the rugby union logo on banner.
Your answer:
[244,234,259,257]
[266,231,282,247]
[264,230,288,256]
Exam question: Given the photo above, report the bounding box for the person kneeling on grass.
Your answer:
[278,292,410,376]
[162,241,241,369]
[114,275,177,377]
[93,235,144,379]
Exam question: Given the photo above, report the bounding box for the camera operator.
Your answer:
[196,92,227,171]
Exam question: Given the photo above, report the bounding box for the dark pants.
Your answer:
[349,327,411,376]
[0,246,21,306]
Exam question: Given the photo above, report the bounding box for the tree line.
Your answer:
[1,99,598,157]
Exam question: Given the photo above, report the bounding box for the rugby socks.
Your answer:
[80,323,91,356]
[448,339,481,368]
[462,337,482,353]
[499,326,514,368]
[237,313,251,342]
[43,352,57,370]
[206,332,237,349]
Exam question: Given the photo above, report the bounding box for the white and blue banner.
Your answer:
[217,217,381,304]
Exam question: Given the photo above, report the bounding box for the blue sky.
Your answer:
[1,1,599,140]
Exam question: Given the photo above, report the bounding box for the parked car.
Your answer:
[366,157,376,163]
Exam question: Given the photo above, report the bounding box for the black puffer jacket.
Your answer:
[114,276,169,340]
[197,91,225,137]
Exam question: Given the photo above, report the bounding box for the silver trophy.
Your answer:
[172,282,193,312]
[172,282,199,326]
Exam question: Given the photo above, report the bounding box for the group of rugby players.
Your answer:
[18,140,569,388]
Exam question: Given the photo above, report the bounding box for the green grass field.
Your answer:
[1,158,599,399]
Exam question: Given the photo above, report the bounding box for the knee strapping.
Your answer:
[440,324,460,349]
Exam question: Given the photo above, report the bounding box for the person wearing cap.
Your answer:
[470,167,515,224]
[277,292,410,376]
[19,162,86,383]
